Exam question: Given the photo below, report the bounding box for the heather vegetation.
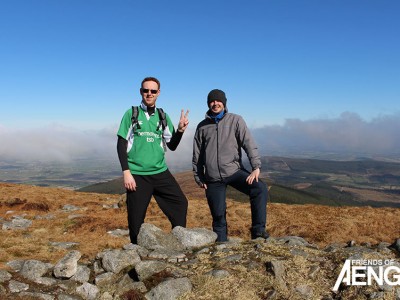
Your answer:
[0,173,400,300]
[1,157,400,298]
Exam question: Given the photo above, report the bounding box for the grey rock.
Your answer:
[369,291,385,299]
[53,250,82,279]
[145,277,192,300]
[221,254,242,263]
[308,265,320,279]
[6,259,25,272]
[9,279,29,293]
[58,294,83,300]
[62,204,80,212]
[295,284,313,299]
[0,284,6,295]
[94,272,115,286]
[395,287,400,300]
[276,236,314,247]
[49,241,79,249]
[68,214,84,219]
[138,223,184,251]
[100,249,141,273]
[380,282,393,292]
[377,242,392,252]
[290,248,309,258]
[99,291,113,300]
[324,243,347,252]
[172,226,217,249]
[266,260,288,292]
[107,228,129,237]
[116,274,148,293]
[215,243,229,251]
[266,260,285,279]
[20,259,53,280]
[135,260,168,281]
[167,253,188,263]
[148,248,186,261]
[34,276,57,286]
[70,265,91,283]
[35,214,56,220]
[0,269,12,282]
[123,243,150,257]
[196,247,210,254]
[76,282,99,300]
[93,260,105,274]
[18,291,55,300]
[343,246,375,256]
[2,223,399,300]
[2,217,32,230]
[207,269,230,278]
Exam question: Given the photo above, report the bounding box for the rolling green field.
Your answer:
[77,156,400,208]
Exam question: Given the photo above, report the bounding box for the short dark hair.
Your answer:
[141,77,160,89]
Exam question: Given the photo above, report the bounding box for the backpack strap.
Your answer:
[156,107,167,131]
[131,106,141,130]
[156,107,168,151]
[132,106,166,131]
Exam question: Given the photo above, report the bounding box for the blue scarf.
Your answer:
[210,111,225,123]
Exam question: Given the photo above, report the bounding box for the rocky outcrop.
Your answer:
[0,223,400,299]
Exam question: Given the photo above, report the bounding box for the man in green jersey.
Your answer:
[117,77,189,244]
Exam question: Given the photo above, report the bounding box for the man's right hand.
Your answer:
[199,182,207,190]
[123,170,137,191]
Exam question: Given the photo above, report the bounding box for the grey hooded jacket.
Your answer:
[192,111,261,185]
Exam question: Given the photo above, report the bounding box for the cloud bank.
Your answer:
[0,112,399,168]
[0,123,117,162]
[252,112,400,157]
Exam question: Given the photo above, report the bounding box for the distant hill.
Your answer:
[78,177,125,194]
[263,156,400,176]
[77,156,400,208]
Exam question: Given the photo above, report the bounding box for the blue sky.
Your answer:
[1,0,400,162]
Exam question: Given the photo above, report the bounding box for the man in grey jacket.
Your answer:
[192,89,268,242]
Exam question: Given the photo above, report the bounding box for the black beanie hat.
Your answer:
[207,89,227,107]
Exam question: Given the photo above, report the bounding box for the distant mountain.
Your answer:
[77,156,400,208]
[263,156,400,175]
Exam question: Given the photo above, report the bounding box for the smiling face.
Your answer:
[209,100,225,114]
[140,80,160,107]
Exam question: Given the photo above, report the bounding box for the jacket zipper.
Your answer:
[216,122,223,181]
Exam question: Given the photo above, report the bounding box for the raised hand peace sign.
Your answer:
[177,109,189,132]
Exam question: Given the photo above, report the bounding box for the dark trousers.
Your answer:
[205,169,268,242]
[126,169,188,244]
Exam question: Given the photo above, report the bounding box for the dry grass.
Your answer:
[1,178,400,270]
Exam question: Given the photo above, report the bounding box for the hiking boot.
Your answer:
[251,231,270,240]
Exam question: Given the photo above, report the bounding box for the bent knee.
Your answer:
[251,181,268,197]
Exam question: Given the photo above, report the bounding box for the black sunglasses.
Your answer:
[141,88,158,94]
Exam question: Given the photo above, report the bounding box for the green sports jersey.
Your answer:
[117,103,175,175]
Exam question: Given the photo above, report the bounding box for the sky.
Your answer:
[1,0,400,166]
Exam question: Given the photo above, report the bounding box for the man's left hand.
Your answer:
[246,168,260,185]
[177,109,189,132]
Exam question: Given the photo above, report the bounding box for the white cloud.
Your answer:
[252,112,400,157]
[0,123,118,162]
[1,112,399,167]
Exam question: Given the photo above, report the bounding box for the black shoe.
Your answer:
[252,231,270,240]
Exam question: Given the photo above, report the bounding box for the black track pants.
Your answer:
[126,169,188,244]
